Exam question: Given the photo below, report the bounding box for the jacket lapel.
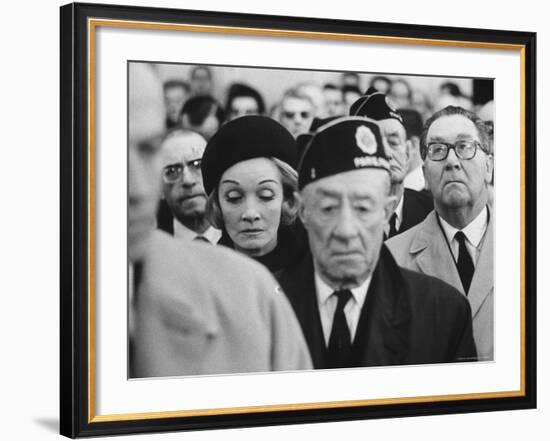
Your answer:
[355,246,411,366]
[466,207,494,317]
[411,212,464,293]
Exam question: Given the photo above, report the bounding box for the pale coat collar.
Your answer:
[141,231,221,336]
[409,206,493,318]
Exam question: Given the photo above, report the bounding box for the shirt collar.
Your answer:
[439,206,488,247]
[394,193,404,225]
[314,270,371,309]
[173,219,221,243]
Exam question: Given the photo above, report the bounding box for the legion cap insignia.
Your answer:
[355,125,377,155]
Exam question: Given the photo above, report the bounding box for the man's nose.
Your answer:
[333,204,358,239]
[444,147,462,170]
[180,166,197,187]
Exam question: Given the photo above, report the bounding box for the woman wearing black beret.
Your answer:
[202,115,308,278]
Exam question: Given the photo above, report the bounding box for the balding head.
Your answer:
[159,130,209,230]
[128,63,165,262]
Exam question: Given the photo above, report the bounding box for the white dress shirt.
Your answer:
[385,194,404,236]
[404,165,426,191]
[314,271,372,345]
[438,207,489,267]
[173,219,222,244]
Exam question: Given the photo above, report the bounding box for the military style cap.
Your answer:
[298,116,391,190]
[349,87,403,122]
[201,115,297,195]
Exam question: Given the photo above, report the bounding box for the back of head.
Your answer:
[181,95,225,127]
[225,83,266,116]
[397,108,423,140]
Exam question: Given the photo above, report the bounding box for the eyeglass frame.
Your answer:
[161,158,203,184]
[425,140,489,161]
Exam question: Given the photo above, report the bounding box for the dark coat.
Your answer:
[278,245,477,369]
[397,188,434,236]
[218,222,309,279]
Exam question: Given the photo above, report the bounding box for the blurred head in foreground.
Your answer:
[128,63,165,262]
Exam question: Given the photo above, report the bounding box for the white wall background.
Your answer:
[0,0,546,440]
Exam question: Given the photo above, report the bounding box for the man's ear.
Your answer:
[485,153,494,185]
[422,162,431,192]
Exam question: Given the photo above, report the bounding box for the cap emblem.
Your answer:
[355,125,377,155]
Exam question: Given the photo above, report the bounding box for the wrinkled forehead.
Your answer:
[379,118,406,140]
[282,96,313,110]
[427,114,480,142]
[160,133,206,166]
[301,168,391,200]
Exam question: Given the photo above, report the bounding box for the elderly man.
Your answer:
[350,89,432,238]
[279,116,476,369]
[387,106,494,361]
[157,129,221,243]
[129,63,311,377]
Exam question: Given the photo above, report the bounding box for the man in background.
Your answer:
[278,88,316,138]
[157,130,221,243]
[189,65,214,96]
[180,95,225,141]
[350,89,432,238]
[387,106,494,361]
[163,79,190,129]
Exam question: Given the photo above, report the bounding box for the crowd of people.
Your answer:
[128,62,495,377]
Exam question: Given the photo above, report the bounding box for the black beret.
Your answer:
[201,115,297,195]
[298,116,391,190]
[349,87,403,123]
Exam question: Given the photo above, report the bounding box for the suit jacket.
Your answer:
[278,246,477,369]
[131,230,312,378]
[398,188,434,236]
[386,208,493,361]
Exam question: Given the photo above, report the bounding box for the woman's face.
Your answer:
[218,157,284,256]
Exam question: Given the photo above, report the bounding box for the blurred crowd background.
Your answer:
[153,62,494,142]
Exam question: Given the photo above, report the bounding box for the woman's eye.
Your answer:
[225,192,242,203]
[258,190,275,200]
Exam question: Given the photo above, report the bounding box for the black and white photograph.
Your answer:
[128,61,495,378]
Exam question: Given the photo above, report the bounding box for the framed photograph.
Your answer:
[60,2,536,438]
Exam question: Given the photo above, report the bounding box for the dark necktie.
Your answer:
[193,235,210,243]
[327,290,353,368]
[455,231,474,294]
[388,212,398,238]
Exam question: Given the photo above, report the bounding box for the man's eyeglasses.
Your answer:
[162,159,202,184]
[426,140,486,161]
[282,111,311,120]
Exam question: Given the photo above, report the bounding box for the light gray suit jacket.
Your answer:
[386,208,493,361]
